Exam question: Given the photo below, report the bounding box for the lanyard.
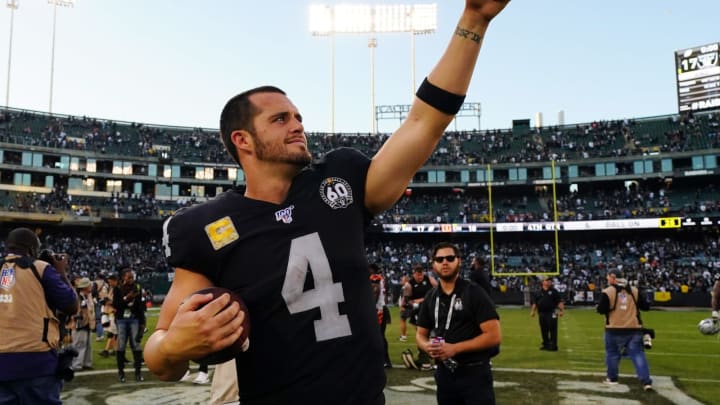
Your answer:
[434,293,456,334]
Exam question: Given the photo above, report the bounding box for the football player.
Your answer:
[144,1,513,403]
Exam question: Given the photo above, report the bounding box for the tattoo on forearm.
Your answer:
[455,26,483,44]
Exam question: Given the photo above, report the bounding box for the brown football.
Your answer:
[191,286,250,365]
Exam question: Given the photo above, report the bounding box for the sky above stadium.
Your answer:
[0,0,718,134]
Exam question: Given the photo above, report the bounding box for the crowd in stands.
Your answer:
[1,108,720,304]
[4,186,73,214]
[2,181,719,225]
[1,229,715,305]
[1,188,192,219]
[2,108,719,223]
[369,180,719,224]
[1,108,718,165]
[2,176,719,224]
[366,234,720,305]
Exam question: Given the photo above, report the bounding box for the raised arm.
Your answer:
[365,0,511,213]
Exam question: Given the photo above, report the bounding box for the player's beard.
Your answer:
[253,133,312,167]
[436,265,461,282]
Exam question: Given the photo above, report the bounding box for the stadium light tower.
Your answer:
[47,0,74,114]
[5,0,19,108]
[309,4,436,134]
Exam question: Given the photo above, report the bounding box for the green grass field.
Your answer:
[68,305,720,404]
[386,306,720,404]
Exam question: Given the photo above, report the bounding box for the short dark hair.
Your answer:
[368,263,381,274]
[412,264,425,273]
[219,86,286,165]
[431,242,460,259]
[608,268,624,278]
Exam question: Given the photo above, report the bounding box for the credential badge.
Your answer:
[320,177,354,209]
[0,265,15,290]
[275,205,295,224]
[204,216,240,251]
[454,297,463,311]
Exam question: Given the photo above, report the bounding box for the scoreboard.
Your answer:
[675,42,720,113]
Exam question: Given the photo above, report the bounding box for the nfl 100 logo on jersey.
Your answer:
[319,177,353,209]
[1,264,15,290]
[275,205,295,224]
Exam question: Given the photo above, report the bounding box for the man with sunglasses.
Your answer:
[416,242,502,405]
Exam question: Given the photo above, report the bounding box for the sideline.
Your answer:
[72,365,708,405]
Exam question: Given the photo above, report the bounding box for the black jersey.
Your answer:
[163,148,385,404]
[532,287,562,313]
[416,278,499,364]
[409,274,434,300]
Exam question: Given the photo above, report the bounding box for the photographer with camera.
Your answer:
[597,268,653,391]
[0,228,79,404]
[70,277,96,371]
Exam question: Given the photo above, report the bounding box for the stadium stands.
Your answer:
[0,106,719,306]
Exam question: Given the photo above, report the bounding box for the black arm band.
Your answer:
[415,77,466,115]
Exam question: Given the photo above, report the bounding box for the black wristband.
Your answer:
[415,77,466,115]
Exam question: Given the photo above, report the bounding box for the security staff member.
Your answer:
[416,242,502,405]
[0,228,78,404]
[399,264,437,342]
[530,276,564,351]
[469,256,492,296]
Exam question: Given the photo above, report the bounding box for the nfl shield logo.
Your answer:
[0,266,15,290]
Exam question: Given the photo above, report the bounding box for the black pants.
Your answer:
[380,306,391,365]
[539,312,558,349]
[434,361,495,405]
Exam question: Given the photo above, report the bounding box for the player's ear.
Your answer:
[231,129,254,153]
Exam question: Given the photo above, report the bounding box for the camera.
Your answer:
[643,333,652,349]
[56,346,78,382]
[642,328,655,350]
[38,249,55,263]
[39,249,63,263]
[443,357,459,372]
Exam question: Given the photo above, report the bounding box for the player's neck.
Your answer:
[243,162,302,204]
[244,180,292,205]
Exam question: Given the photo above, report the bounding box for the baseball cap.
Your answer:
[76,277,92,289]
